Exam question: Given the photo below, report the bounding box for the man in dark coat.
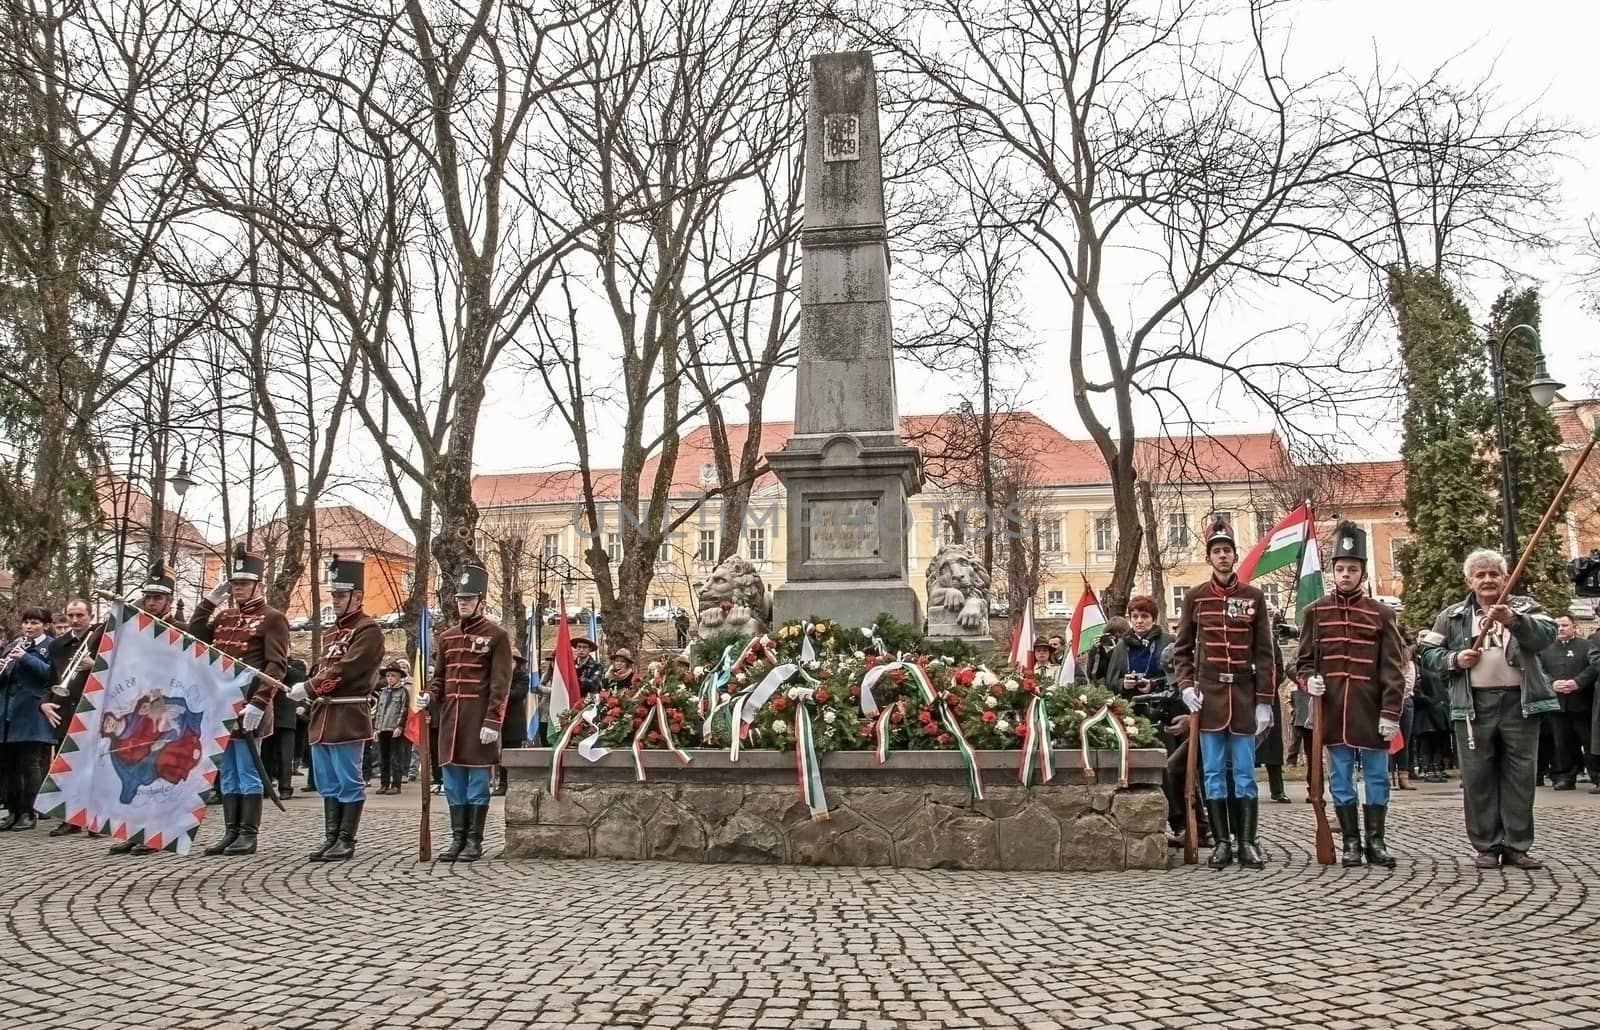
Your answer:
[189,545,290,857]
[44,597,102,835]
[1172,518,1276,870]
[572,636,605,697]
[0,605,56,832]
[1540,614,1596,790]
[423,563,512,862]
[298,555,384,861]
[1295,522,1407,867]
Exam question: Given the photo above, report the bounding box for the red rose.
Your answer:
[773,696,788,712]
[815,690,830,703]
[889,669,905,683]
[864,656,878,669]
[990,685,1004,697]
[937,733,951,746]
[850,686,861,699]
[982,711,997,724]
[649,731,661,743]
[1017,721,1030,737]
[1111,704,1126,717]
[955,667,976,686]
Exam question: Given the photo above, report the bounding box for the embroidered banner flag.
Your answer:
[34,602,256,855]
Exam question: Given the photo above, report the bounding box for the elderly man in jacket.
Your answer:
[1417,548,1559,870]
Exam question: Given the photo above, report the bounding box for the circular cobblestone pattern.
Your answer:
[2,781,1596,1029]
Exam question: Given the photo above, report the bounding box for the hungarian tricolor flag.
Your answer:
[404,603,430,745]
[1008,598,1037,671]
[1058,586,1105,685]
[1240,501,1325,616]
[547,592,582,725]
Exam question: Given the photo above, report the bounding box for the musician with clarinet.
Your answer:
[1416,548,1558,870]
[1294,522,1407,868]
[297,554,383,862]
[0,606,56,833]
[189,545,289,857]
[43,597,103,836]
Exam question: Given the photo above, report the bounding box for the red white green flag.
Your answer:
[1008,598,1037,671]
[1058,586,1105,685]
[34,602,258,855]
[1238,502,1313,581]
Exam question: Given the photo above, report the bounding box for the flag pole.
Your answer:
[1295,501,1335,865]
[414,572,433,863]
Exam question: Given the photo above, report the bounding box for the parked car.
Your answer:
[1373,594,1404,613]
[289,616,312,632]
[643,606,674,623]
[375,612,404,629]
[988,597,1011,618]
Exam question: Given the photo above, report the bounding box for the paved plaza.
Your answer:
[2,781,1596,1030]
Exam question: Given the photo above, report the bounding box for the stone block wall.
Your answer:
[501,750,1169,871]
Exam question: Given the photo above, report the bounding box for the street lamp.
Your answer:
[1488,323,1565,558]
[167,444,196,498]
[530,551,583,661]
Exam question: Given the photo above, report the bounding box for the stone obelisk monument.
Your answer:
[768,52,924,629]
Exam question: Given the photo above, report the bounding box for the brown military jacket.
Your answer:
[307,609,385,746]
[429,613,512,767]
[1173,575,1276,735]
[190,596,289,739]
[1294,590,1405,750]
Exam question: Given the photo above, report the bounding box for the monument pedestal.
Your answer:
[773,580,922,632]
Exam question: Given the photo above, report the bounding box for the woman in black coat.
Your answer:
[1254,633,1288,802]
[1410,648,1453,781]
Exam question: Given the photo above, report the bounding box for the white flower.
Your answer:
[1078,693,1088,704]
[823,709,837,724]
[976,670,999,687]
[860,627,875,639]
[771,720,787,735]
[1123,716,1138,730]
[984,695,999,709]
[719,692,732,703]
[786,687,802,700]
[995,720,1011,734]
[1004,678,1020,692]
[853,650,866,660]
[693,665,706,678]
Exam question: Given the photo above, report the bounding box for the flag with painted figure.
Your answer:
[34,602,257,855]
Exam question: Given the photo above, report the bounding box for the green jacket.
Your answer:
[1415,593,1559,721]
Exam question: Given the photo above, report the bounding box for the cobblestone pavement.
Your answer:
[2,779,1596,1029]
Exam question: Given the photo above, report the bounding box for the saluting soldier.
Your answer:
[420,563,511,863]
[1295,522,1407,868]
[1173,518,1276,870]
[189,544,289,857]
[296,554,384,862]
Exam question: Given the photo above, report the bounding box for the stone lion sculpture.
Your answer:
[695,555,770,639]
[925,543,990,635]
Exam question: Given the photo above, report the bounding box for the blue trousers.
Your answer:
[1327,743,1390,806]
[1200,730,1258,800]
[311,741,366,803]
[442,765,490,806]
[218,739,263,796]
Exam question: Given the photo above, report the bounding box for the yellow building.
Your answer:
[472,415,1323,625]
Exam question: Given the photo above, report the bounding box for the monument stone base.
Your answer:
[771,580,921,632]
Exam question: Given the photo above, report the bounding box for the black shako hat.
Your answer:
[454,564,489,598]
[326,552,364,592]
[1331,520,1369,566]
[142,558,177,596]
[1204,517,1236,551]
[229,543,266,582]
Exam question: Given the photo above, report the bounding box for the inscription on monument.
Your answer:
[823,114,860,162]
[808,499,881,559]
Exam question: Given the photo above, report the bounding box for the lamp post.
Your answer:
[1487,323,1564,558]
[530,552,582,661]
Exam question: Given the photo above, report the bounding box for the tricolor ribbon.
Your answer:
[547,704,605,799]
[868,699,903,764]
[631,697,692,782]
[730,661,800,761]
[861,660,983,799]
[793,702,829,821]
[1018,695,1055,786]
[696,644,736,718]
[799,622,817,664]
[1079,704,1132,787]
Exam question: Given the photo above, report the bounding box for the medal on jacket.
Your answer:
[470,635,490,654]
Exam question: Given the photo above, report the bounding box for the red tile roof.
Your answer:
[1301,460,1408,509]
[472,414,1291,505]
[93,472,214,552]
[1553,401,1594,449]
[227,505,412,559]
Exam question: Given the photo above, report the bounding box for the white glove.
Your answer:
[240,703,265,732]
[415,692,431,708]
[288,682,309,703]
[1305,675,1326,697]
[1378,716,1401,741]
[1181,686,1203,712]
[206,582,230,605]
[1254,703,1272,735]
[479,726,500,745]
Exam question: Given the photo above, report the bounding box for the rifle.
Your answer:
[417,709,433,862]
[1307,686,1334,865]
[1183,714,1199,865]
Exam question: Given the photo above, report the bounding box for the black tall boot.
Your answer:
[321,801,364,862]
[223,795,261,855]
[203,794,241,856]
[438,805,467,862]
[1335,803,1363,866]
[307,799,342,862]
[459,804,487,862]
[1363,804,1396,868]
[1235,800,1265,869]
[1205,800,1233,869]
[1267,765,1289,803]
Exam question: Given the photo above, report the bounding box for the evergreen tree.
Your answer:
[1391,268,1496,632]
[1488,287,1572,613]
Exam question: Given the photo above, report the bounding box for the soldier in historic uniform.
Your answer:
[1173,518,1276,870]
[1294,522,1407,867]
[421,563,511,862]
[189,545,289,857]
[295,554,384,862]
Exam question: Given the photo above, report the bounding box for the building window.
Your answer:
[1040,518,1062,553]
[1255,509,1275,541]
[1261,582,1282,611]
[747,526,767,562]
[1166,512,1190,550]
[1045,588,1065,607]
[542,533,559,560]
[1171,585,1187,614]
[697,530,717,563]
[1093,516,1115,553]
[606,532,622,564]
[1390,537,1409,572]
[940,515,958,546]
[651,596,669,610]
